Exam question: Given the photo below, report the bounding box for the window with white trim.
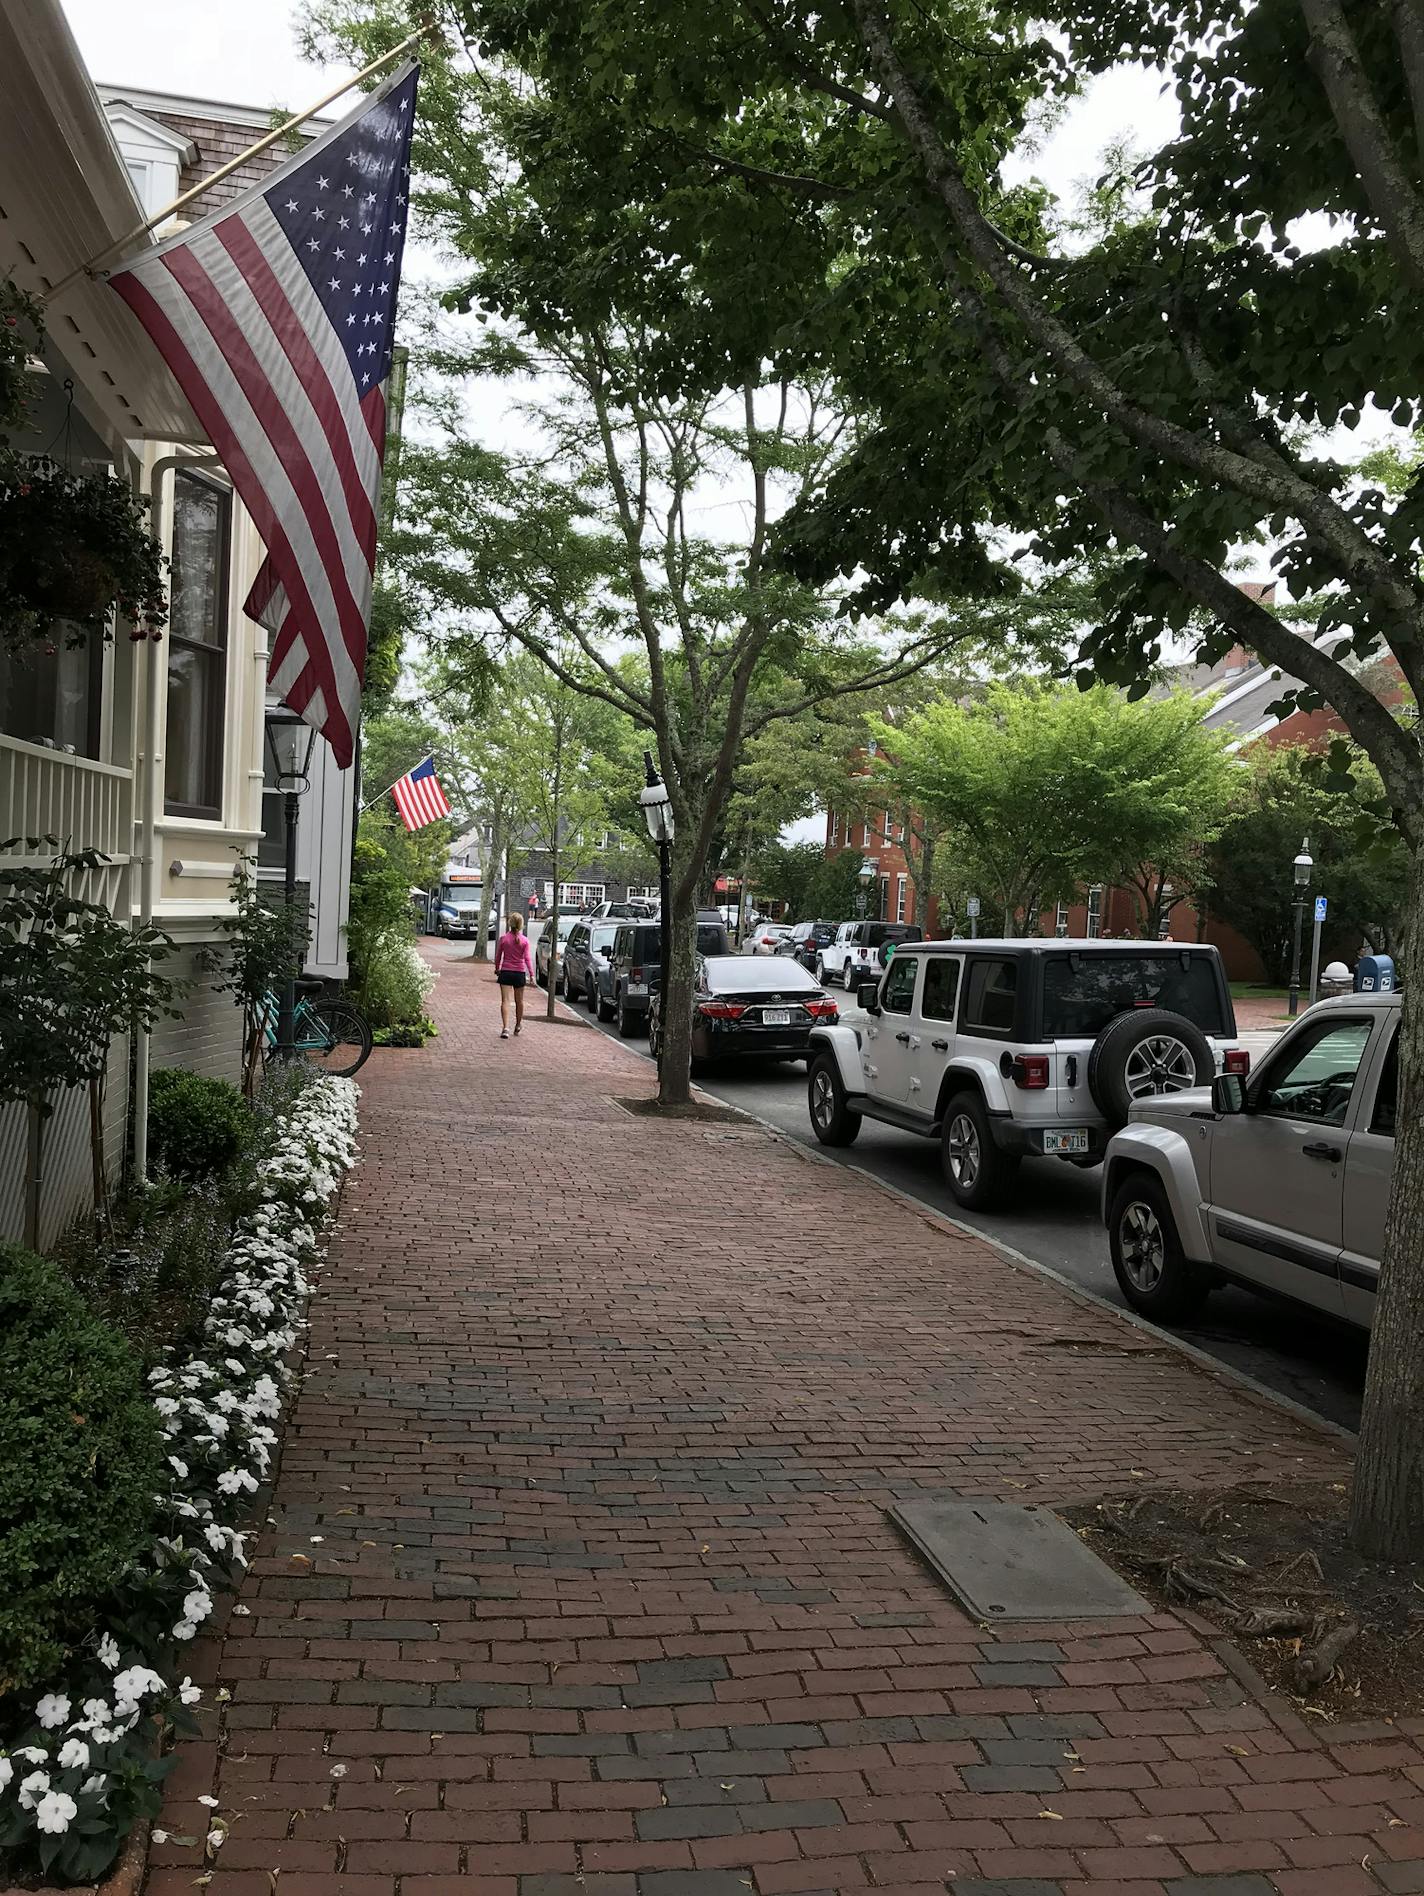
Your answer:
[1055,901,1070,938]
[882,809,893,840]
[879,875,890,920]
[895,874,908,922]
[830,810,839,844]
[863,820,872,848]
[560,882,605,908]
[165,469,232,819]
[1086,885,1104,939]
[627,885,659,901]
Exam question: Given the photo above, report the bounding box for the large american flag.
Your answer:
[109,63,419,768]
[390,756,451,831]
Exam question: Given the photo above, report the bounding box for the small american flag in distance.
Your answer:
[390,757,450,831]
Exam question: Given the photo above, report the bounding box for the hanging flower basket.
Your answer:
[0,456,168,654]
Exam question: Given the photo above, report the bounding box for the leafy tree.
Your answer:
[751,838,865,922]
[1205,744,1411,982]
[868,684,1238,934]
[0,841,182,1240]
[312,0,1424,1552]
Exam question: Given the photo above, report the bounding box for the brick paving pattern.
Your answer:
[147,948,1424,1896]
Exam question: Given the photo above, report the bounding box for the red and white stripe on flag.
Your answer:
[391,757,451,831]
[108,63,418,769]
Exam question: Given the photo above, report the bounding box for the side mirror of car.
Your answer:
[858,977,882,1014]
[1212,1073,1247,1115]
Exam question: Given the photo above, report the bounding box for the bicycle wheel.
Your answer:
[299,999,373,1077]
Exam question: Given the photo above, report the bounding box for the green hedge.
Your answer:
[0,1245,164,1694]
[147,1066,252,1179]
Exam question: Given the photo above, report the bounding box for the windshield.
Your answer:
[1040,953,1228,1038]
[591,926,618,951]
[703,956,817,992]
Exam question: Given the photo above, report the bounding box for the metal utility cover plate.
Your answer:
[890,1498,1150,1621]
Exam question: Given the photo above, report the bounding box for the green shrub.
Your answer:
[0,1245,163,1694]
[373,1016,438,1047]
[351,931,435,1029]
[147,1066,252,1178]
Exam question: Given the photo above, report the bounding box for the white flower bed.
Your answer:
[0,1074,359,1886]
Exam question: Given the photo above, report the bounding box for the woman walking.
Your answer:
[494,912,535,1039]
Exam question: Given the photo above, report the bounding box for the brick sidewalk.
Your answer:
[147,951,1424,1896]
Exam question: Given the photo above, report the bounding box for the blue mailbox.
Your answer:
[1354,954,1396,993]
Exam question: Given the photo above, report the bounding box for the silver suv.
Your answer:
[807,939,1246,1210]
[1103,992,1399,1327]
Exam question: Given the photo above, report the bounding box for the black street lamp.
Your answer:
[1287,836,1314,1018]
[640,753,675,1068]
[263,704,317,1058]
[856,858,876,918]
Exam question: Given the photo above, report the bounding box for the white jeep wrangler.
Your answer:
[806,939,1248,1211]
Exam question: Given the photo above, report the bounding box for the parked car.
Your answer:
[561,920,618,1004]
[779,919,840,972]
[650,955,839,1070]
[817,920,924,987]
[583,899,640,920]
[599,918,734,1035]
[1102,991,1398,1328]
[744,922,795,956]
[534,912,581,985]
[806,939,1248,1212]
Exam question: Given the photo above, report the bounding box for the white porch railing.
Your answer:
[0,734,134,910]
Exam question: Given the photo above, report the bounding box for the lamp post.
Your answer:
[640,753,675,1067]
[1287,836,1313,1018]
[263,704,317,1058]
[856,858,876,918]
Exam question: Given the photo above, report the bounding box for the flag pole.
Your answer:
[360,752,450,815]
[44,25,433,305]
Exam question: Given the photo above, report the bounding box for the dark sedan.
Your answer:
[650,955,839,1071]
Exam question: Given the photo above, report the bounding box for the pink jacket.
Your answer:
[495,930,535,976]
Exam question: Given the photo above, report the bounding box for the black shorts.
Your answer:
[497,970,527,989]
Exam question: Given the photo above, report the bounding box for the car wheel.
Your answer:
[808,1055,862,1147]
[597,985,615,1021]
[843,964,856,991]
[1109,1173,1209,1322]
[1088,1009,1214,1128]
[617,992,640,1038]
[587,975,600,1013]
[815,957,827,983]
[939,1090,1018,1211]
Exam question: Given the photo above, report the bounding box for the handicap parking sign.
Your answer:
[1314,895,1328,923]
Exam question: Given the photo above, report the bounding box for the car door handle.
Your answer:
[930,1038,949,1052]
[895,1031,911,1044]
[1302,1140,1342,1162]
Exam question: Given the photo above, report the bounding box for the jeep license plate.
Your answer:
[1044,1129,1090,1155]
[763,1009,791,1026]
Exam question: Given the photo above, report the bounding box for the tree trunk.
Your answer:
[1351,839,1424,1558]
[659,846,699,1107]
[88,1074,111,1237]
[473,816,502,961]
[916,831,936,931]
[23,1096,45,1252]
[545,746,564,1018]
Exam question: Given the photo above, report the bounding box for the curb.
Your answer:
[556,992,1356,1450]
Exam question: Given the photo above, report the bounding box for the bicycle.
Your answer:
[247,986,373,1080]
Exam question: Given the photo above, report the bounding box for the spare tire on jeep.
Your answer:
[1087,1007,1214,1128]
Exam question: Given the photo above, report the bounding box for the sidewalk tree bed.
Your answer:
[0,1070,360,1887]
[1070,1481,1424,1721]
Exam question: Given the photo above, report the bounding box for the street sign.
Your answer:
[966,896,981,918]
[1314,895,1328,923]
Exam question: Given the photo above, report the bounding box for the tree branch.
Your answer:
[1300,0,1424,293]
[676,140,853,201]
[849,0,1424,652]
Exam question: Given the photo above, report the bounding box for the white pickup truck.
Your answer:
[1102,991,1398,1328]
[807,938,1248,1211]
